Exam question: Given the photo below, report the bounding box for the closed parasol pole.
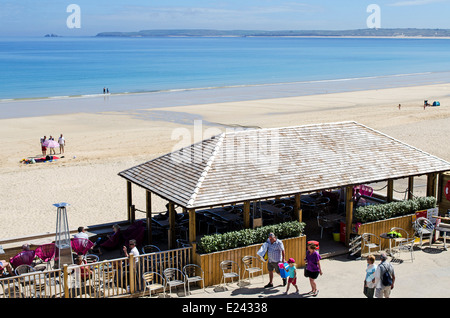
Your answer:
[54,203,73,268]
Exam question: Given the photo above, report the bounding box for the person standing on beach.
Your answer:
[263,233,286,288]
[58,134,65,154]
[40,136,47,156]
[304,242,322,296]
[48,135,56,155]
[103,87,106,94]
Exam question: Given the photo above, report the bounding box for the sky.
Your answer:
[0,0,449,36]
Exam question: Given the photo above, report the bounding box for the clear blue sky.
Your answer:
[1,0,449,36]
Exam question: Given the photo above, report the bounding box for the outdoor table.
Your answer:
[207,209,241,222]
[151,218,169,229]
[324,213,345,223]
[435,226,450,250]
[380,233,398,256]
[432,216,450,250]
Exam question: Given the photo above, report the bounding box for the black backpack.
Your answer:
[381,263,392,286]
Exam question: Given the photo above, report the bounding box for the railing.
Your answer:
[0,246,192,298]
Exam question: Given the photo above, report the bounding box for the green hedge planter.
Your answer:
[197,221,305,254]
[354,196,436,223]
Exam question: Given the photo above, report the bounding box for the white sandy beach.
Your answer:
[1,83,450,240]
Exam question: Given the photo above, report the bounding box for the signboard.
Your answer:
[445,181,450,201]
[414,208,439,224]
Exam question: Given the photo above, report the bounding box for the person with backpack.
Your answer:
[374,252,395,298]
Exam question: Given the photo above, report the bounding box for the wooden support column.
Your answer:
[127,181,132,222]
[146,191,152,244]
[168,202,176,249]
[437,173,444,203]
[294,194,302,222]
[387,179,394,202]
[243,201,250,229]
[427,173,437,198]
[188,209,196,244]
[345,186,354,247]
[408,176,414,200]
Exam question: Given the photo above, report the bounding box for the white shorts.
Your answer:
[375,286,392,298]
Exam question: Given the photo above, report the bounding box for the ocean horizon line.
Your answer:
[0,71,439,104]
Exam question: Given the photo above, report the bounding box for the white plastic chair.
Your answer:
[241,256,264,284]
[361,233,381,255]
[219,260,240,287]
[413,217,434,248]
[389,227,409,247]
[142,271,165,297]
[392,237,415,262]
[163,268,186,297]
[317,215,333,239]
[183,264,205,295]
[141,245,161,254]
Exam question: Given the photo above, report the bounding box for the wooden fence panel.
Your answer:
[357,214,415,254]
[198,236,306,287]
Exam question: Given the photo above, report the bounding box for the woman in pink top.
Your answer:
[304,243,322,296]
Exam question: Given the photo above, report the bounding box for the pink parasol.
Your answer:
[43,139,59,148]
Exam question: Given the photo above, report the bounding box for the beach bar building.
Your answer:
[118,121,450,251]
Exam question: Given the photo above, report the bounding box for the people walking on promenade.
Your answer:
[262,233,286,288]
[374,252,395,298]
[284,258,299,295]
[304,242,322,297]
[364,254,377,298]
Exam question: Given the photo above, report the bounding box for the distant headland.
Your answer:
[95,28,450,38]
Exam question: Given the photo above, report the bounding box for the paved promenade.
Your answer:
[178,240,450,299]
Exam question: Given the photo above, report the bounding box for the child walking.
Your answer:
[284,258,299,294]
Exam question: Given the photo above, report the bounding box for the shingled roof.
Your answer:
[118,121,450,209]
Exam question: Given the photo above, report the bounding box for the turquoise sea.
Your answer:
[1,36,450,100]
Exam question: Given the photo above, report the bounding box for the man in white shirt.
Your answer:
[58,134,65,154]
[74,227,89,240]
[123,239,140,263]
[374,252,395,298]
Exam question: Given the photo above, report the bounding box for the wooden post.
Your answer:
[243,201,250,229]
[408,176,414,200]
[189,208,196,244]
[168,202,176,249]
[345,186,353,247]
[130,205,136,223]
[427,173,437,198]
[294,193,302,222]
[146,191,152,244]
[129,254,135,294]
[63,264,69,298]
[437,173,444,203]
[127,181,132,222]
[387,179,394,202]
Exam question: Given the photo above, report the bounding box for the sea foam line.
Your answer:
[0,71,441,103]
